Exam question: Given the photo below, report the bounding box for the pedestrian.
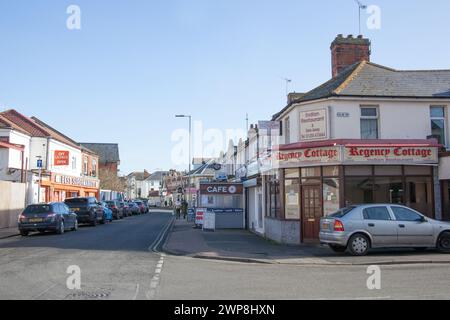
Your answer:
[181,200,188,220]
[175,199,181,219]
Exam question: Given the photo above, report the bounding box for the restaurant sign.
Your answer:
[53,174,99,189]
[199,183,244,195]
[300,108,329,141]
[344,146,438,164]
[274,146,341,168]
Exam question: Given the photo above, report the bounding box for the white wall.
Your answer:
[279,98,450,145]
[47,139,82,177]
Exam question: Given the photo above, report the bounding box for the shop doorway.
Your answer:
[302,185,322,241]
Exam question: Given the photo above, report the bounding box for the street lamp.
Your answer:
[175,115,192,208]
[36,156,42,203]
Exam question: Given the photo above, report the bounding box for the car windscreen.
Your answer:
[65,198,88,204]
[106,201,115,205]
[23,205,52,215]
[328,207,356,218]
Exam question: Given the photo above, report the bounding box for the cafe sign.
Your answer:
[344,146,439,164]
[53,174,99,189]
[300,108,329,141]
[199,183,244,195]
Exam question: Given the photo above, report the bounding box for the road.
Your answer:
[0,211,449,300]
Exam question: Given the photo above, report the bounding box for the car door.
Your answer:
[390,206,435,247]
[362,206,398,247]
[63,204,75,227]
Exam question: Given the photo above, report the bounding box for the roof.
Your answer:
[0,109,50,137]
[128,170,151,181]
[79,143,120,163]
[273,61,450,120]
[146,171,168,181]
[31,117,81,150]
[188,159,217,176]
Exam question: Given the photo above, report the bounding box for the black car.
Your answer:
[119,202,130,217]
[18,203,78,236]
[105,200,124,220]
[64,197,105,226]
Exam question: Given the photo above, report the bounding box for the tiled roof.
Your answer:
[128,170,151,181]
[273,61,450,120]
[79,143,120,163]
[147,171,168,181]
[0,109,50,137]
[31,117,81,150]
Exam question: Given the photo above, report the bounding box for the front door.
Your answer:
[302,185,322,241]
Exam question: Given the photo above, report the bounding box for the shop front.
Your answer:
[40,173,100,203]
[439,152,450,221]
[263,139,440,243]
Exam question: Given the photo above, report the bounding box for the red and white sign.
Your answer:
[344,146,438,164]
[54,151,70,166]
[274,147,341,168]
[195,208,206,226]
[300,109,329,141]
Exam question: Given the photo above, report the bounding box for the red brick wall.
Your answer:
[331,35,371,78]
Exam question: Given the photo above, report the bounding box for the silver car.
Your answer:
[320,204,450,256]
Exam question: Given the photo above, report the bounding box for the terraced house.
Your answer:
[252,35,450,245]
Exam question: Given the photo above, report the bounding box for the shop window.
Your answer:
[374,166,402,176]
[374,177,404,204]
[323,178,340,215]
[363,207,392,221]
[323,166,340,177]
[301,167,321,178]
[360,106,379,139]
[285,168,299,179]
[404,166,432,176]
[265,171,281,218]
[430,106,447,146]
[284,179,300,220]
[406,177,433,217]
[345,177,374,205]
[345,166,372,176]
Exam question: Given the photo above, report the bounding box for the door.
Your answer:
[302,186,322,241]
[390,206,434,246]
[362,206,398,247]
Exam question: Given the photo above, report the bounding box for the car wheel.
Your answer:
[437,231,450,253]
[329,244,347,253]
[56,221,65,235]
[20,230,29,237]
[100,215,106,225]
[91,216,97,227]
[72,220,78,231]
[348,234,370,256]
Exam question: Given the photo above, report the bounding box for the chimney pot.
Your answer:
[331,34,371,78]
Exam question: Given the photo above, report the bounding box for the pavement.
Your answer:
[163,219,450,266]
[0,227,19,240]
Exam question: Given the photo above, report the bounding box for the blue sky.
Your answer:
[1,0,449,175]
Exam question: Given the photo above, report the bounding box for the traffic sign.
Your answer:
[37,159,43,168]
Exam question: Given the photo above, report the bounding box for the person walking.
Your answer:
[175,199,181,219]
[181,200,188,220]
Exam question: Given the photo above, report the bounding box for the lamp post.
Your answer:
[175,115,192,208]
[36,156,42,203]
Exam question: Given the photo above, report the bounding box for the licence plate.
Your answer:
[322,222,330,231]
[73,208,80,212]
[29,218,43,223]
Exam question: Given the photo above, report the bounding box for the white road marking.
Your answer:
[132,283,140,300]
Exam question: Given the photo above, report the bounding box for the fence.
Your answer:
[0,181,26,229]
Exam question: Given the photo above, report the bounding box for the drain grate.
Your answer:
[65,289,112,300]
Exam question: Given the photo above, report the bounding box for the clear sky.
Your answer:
[1,0,449,175]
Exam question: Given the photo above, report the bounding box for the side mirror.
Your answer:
[419,216,428,223]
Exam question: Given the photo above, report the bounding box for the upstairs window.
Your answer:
[360,106,379,139]
[83,156,88,175]
[284,117,291,144]
[430,106,447,146]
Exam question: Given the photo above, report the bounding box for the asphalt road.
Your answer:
[0,211,173,300]
[1,211,449,300]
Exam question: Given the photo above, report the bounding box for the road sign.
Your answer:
[37,159,43,168]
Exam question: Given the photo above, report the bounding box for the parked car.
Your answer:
[100,202,113,222]
[320,204,450,256]
[134,201,146,214]
[64,197,105,226]
[128,202,140,215]
[105,200,124,220]
[18,203,78,236]
[141,200,150,213]
[119,202,130,217]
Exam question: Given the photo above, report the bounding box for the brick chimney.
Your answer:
[331,34,371,78]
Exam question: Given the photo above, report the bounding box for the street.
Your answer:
[0,211,449,300]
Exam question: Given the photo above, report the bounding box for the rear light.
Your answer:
[334,220,345,232]
[18,214,26,222]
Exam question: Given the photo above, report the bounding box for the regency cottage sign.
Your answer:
[344,146,438,164]
[274,146,341,168]
[300,108,329,141]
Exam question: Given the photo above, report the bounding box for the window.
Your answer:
[83,156,88,175]
[430,106,446,146]
[360,106,379,139]
[92,159,97,176]
[285,179,300,220]
[284,117,291,144]
[72,157,77,170]
[391,206,423,222]
[323,178,340,216]
[363,207,392,221]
